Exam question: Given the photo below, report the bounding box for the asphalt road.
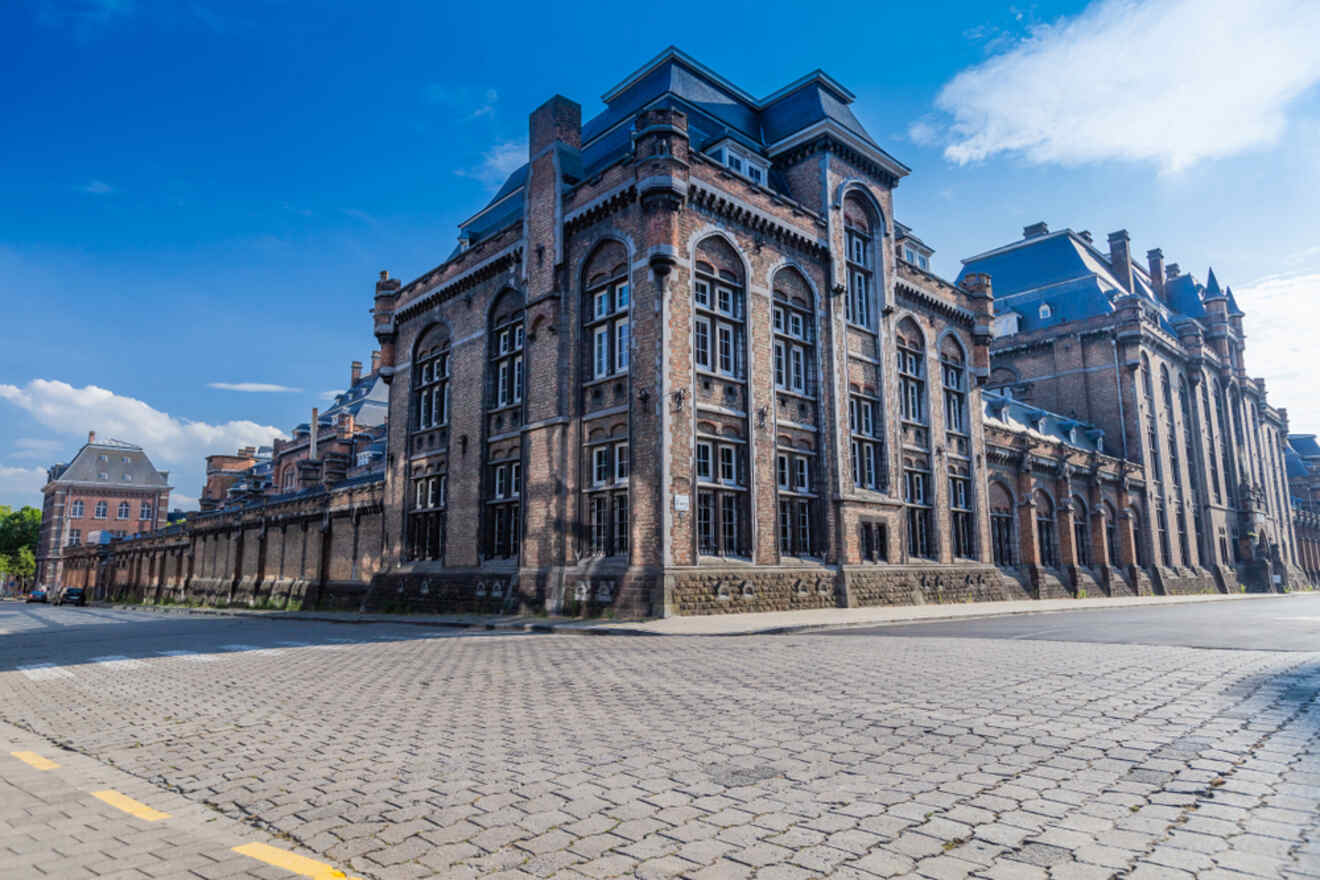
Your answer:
[810,592,1320,651]
[1,599,1317,880]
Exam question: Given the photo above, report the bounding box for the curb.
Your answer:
[100,590,1315,638]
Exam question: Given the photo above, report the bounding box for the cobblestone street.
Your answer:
[1,599,1317,879]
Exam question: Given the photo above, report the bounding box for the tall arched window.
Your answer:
[1104,501,1119,567]
[1215,380,1236,506]
[1036,491,1058,568]
[772,266,820,557]
[897,318,933,558]
[942,335,974,558]
[116,501,130,520]
[485,290,524,560]
[94,501,107,519]
[1202,380,1222,504]
[1131,506,1146,567]
[1156,499,1171,566]
[842,193,877,329]
[1142,356,1162,483]
[408,324,450,562]
[990,482,1015,567]
[693,237,750,558]
[1072,495,1091,567]
[1162,366,1181,490]
[582,241,631,557]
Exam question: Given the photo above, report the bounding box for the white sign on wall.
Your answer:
[674,493,690,512]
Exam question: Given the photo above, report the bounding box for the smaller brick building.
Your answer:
[36,432,171,588]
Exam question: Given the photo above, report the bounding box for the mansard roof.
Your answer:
[982,389,1107,455]
[47,439,170,489]
[322,367,388,429]
[958,227,1230,337]
[1289,434,1320,458]
[458,47,908,248]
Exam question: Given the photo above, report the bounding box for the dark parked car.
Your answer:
[54,587,85,606]
[25,589,47,603]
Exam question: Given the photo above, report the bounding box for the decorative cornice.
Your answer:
[687,179,827,255]
[894,278,974,326]
[396,243,523,322]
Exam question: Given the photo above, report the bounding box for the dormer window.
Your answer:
[1039,303,1052,319]
[715,144,768,187]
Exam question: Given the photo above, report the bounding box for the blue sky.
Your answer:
[3,0,1319,510]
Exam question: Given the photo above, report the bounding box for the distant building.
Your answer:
[36,432,171,587]
[200,446,269,511]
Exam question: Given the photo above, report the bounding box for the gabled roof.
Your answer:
[47,440,170,489]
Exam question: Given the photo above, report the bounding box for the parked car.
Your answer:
[25,588,47,603]
[54,587,85,606]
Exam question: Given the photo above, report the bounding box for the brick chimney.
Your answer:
[529,94,581,155]
[309,407,319,460]
[351,360,363,385]
[370,350,382,374]
[1166,263,1180,281]
[88,430,96,445]
[1077,230,1093,245]
[1108,230,1133,293]
[1146,248,1165,301]
[1023,222,1049,239]
[959,273,995,385]
[373,270,402,381]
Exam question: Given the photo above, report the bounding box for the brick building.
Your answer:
[36,432,171,587]
[61,49,1308,614]
[961,223,1304,593]
[200,446,268,512]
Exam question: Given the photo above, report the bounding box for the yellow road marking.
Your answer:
[11,750,59,770]
[91,790,171,821]
[233,842,362,879]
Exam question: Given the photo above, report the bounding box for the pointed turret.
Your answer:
[1203,267,1225,302]
[1225,284,1245,317]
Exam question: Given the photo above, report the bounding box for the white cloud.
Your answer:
[77,179,115,195]
[207,382,302,393]
[424,85,500,120]
[921,0,1320,171]
[319,390,342,401]
[0,466,47,508]
[169,492,200,512]
[11,437,62,459]
[1236,271,1320,434]
[456,139,527,188]
[0,379,286,504]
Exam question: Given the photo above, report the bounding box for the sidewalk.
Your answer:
[106,589,1314,636]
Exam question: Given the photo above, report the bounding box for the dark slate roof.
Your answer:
[322,369,388,428]
[982,389,1107,454]
[458,47,908,249]
[48,440,170,488]
[1290,434,1320,458]
[1286,445,1309,478]
[958,228,1226,336]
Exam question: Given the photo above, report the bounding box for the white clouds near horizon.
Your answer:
[0,379,285,509]
[456,139,528,189]
[920,0,1320,171]
[1236,271,1320,435]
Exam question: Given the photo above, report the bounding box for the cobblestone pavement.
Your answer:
[0,601,1317,879]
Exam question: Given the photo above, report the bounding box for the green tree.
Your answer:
[13,546,35,589]
[0,506,40,558]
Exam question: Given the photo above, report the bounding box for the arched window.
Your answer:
[485,289,524,560]
[140,502,153,522]
[1156,499,1171,566]
[1104,501,1119,567]
[94,501,107,520]
[116,501,130,520]
[1036,491,1058,568]
[1131,506,1146,567]
[70,500,84,518]
[942,335,974,559]
[1215,380,1236,506]
[581,240,631,558]
[898,319,933,558]
[694,237,750,558]
[1162,366,1181,490]
[990,482,1015,566]
[772,266,820,557]
[407,324,450,562]
[843,192,878,329]
[1142,356,1162,482]
[1039,303,1052,320]
[1202,380,1222,504]
[1072,495,1091,567]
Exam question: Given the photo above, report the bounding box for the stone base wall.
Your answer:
[668,567,838,616]
[847,565,1029,607]
[1152,566,1222,595]
[1032,567,1072,600]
